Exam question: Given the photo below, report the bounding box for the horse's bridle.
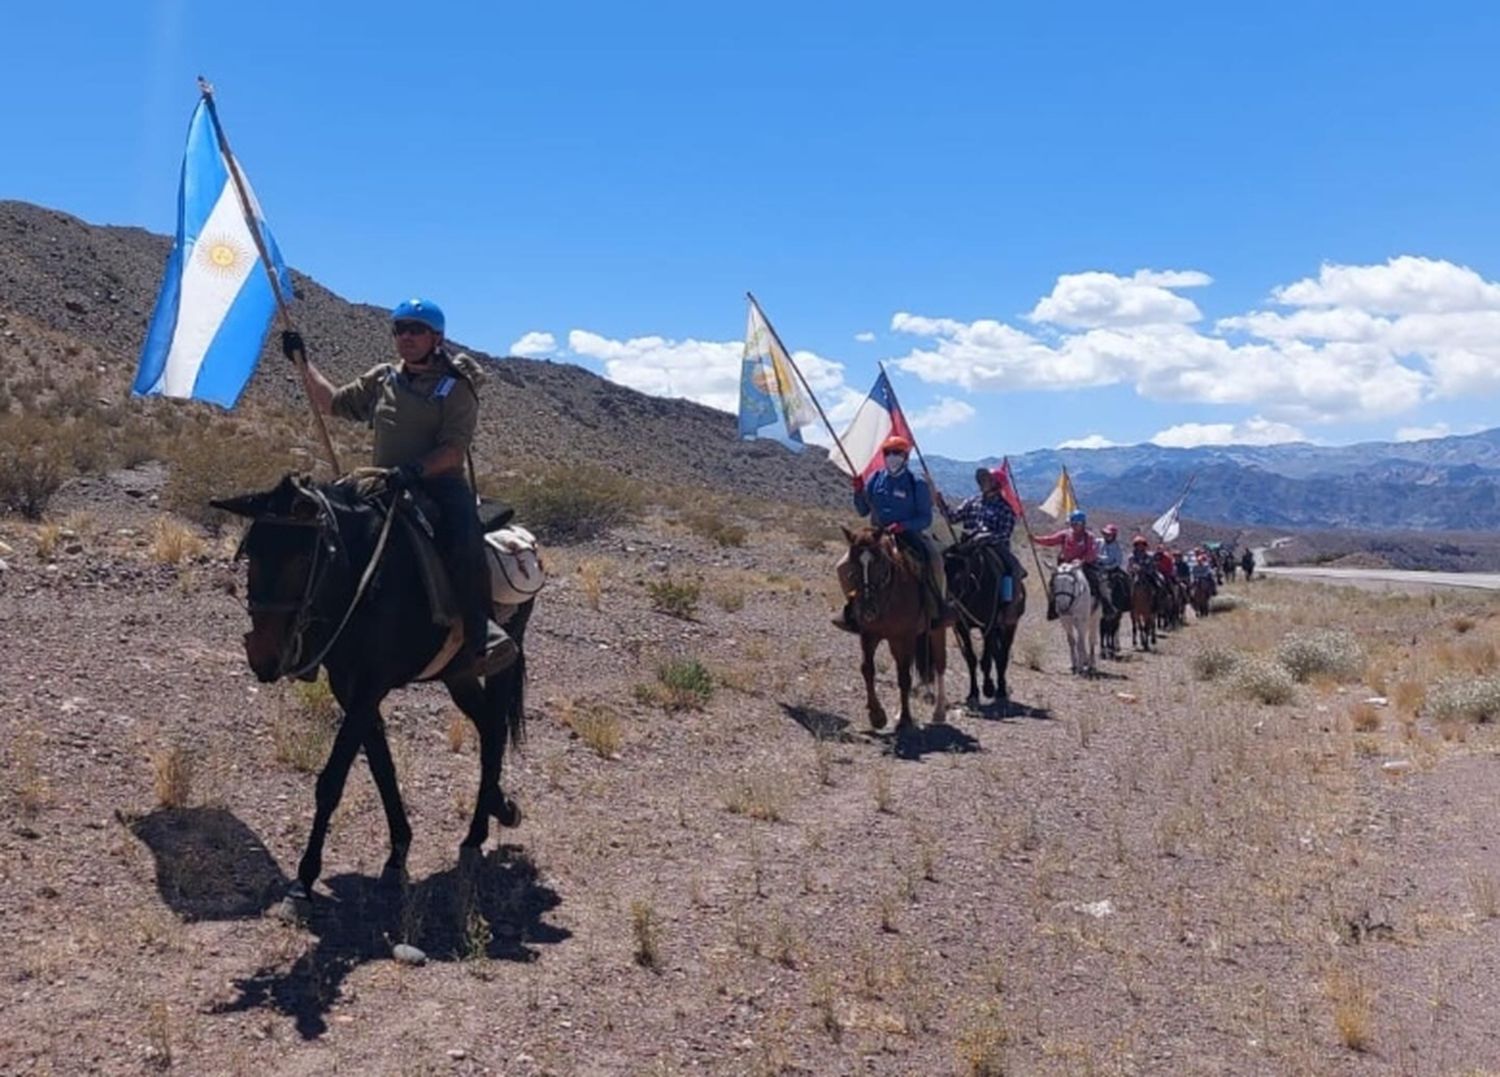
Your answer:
[1051,565,1082,615]
[236,485,398,682]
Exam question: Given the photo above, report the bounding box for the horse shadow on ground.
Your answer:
[870,721,981,761]
[129,808,568,1040]
[964,698,1053,723]
[780,702,858,743]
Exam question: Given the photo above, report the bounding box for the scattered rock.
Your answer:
[0,558,8,575]
[1364,696,1389,707]
[392,943,427,966]
[1381,759,1414,776]
[446,1048,467,1060]
[1071,899,1115,919]
[1114,691,1137,703]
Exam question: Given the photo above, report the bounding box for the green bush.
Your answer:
[647,576,701,619]
[1275,629,1365,684]
[1191,645,1242,682]
[1427,676,1500,723]
[1231,657,1296,705]
[635,659,714,711]
[482,463,643,542]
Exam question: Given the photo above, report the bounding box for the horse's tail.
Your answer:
[915,629,934,684]
[497,598,535,751]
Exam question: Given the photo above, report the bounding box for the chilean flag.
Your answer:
[833,371,913,481]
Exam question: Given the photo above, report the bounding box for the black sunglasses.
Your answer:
[392,321,433,337]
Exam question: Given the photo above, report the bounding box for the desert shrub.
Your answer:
[635,658,714,711]
[481,462,643,542]
[1427,676,1500,724]
[0,417,65,519]
[681,508,746,548]
[719,768,790,821]
[1208,593,1246,613]
[163,427,295,532]
[647,576,700,619]
[1275,629,1365,683]
[570,703,623,759]
[1232,657,1296,705]
[274,674,340,771]
[1191,644,1241,682]
[150,519,205,565]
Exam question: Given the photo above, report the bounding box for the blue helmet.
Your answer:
[391,297,445,334]
[1068,509,1087,525]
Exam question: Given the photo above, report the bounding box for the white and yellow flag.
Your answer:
[1037,467,1078,521]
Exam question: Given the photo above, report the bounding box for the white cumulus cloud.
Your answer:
[1057,434,1118,450]
[910,397,975,431]
[566,329,845,416]
[1027,268,1211,329]
[892,256,1500,428]
[1149,417,1305,449]
[508,331,556,357]
[854,331,876,343]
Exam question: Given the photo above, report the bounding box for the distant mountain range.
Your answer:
[927,431,1500,531]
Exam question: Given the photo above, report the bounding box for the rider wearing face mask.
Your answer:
[833,435,954,631]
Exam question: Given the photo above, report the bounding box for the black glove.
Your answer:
[386,463,423,492]
[280,330,306,363]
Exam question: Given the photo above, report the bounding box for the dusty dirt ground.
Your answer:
[4,472,1500,1076]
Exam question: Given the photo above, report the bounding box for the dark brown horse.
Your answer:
[1129,567,1158,651]
[212,474,533,918]
[840,526,948,731]
[945,537,1027,705]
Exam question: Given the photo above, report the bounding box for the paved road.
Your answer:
[1258,566,1500,593]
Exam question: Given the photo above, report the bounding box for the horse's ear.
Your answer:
[209,491,274,518]
[841,525,857,544]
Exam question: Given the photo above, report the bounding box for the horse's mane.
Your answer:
[847,528,920,581]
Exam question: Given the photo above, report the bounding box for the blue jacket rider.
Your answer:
[833,435,952,631]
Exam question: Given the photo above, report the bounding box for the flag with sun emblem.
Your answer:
[738,296,818,448]
[132,98,292,407]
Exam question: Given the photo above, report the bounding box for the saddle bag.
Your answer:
[486,528,546,612]
[485,525,547,607]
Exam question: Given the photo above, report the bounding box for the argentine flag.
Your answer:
[132,99,291,408]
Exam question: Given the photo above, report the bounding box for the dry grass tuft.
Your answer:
[681,508,747,548]
[34,522,61,558]
[1392,678,1426,716]
[871,764,896,814]
[646,576,701,619]
[572,703,624,759]
[149,517,204,565]
[956,1001,1011,1075]
[445,712,469,754]
[577,558,610,611]
[1349,701,1381,733]
[630,899,662,970]
[152,743,194,809]
[1327,967,1374,1052]
[10,729,49,817]
[1208,592,1246,613]
[720,768,792,822]
[1468,872,1500,920]
[273,674,340,772]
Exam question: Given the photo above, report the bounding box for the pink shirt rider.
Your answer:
[1035,527,1098,564]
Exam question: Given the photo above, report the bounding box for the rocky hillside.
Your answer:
[929,430,1500,532]
[0,200,845,509]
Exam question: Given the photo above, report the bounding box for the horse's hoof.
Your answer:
[932,708,947,726]
[493,797,522,828]
[275,886,313,925]
[965,693,980,710]
[869,710,888,731]
[378,855,409,890]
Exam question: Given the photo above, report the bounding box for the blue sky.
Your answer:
[6,2,1500,459]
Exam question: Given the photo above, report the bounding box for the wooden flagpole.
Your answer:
[874,361,960,544]
[1003,457,1052,585]
[197,77,341,476]
[746,292,860,478]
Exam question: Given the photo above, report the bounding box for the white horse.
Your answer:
[1050,561,1100,676]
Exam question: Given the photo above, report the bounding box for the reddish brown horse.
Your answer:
[840,526,948,732]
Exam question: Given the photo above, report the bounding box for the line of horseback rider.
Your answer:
[833,435,1228,630]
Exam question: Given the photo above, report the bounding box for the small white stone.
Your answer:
[447,1047,466,1059]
